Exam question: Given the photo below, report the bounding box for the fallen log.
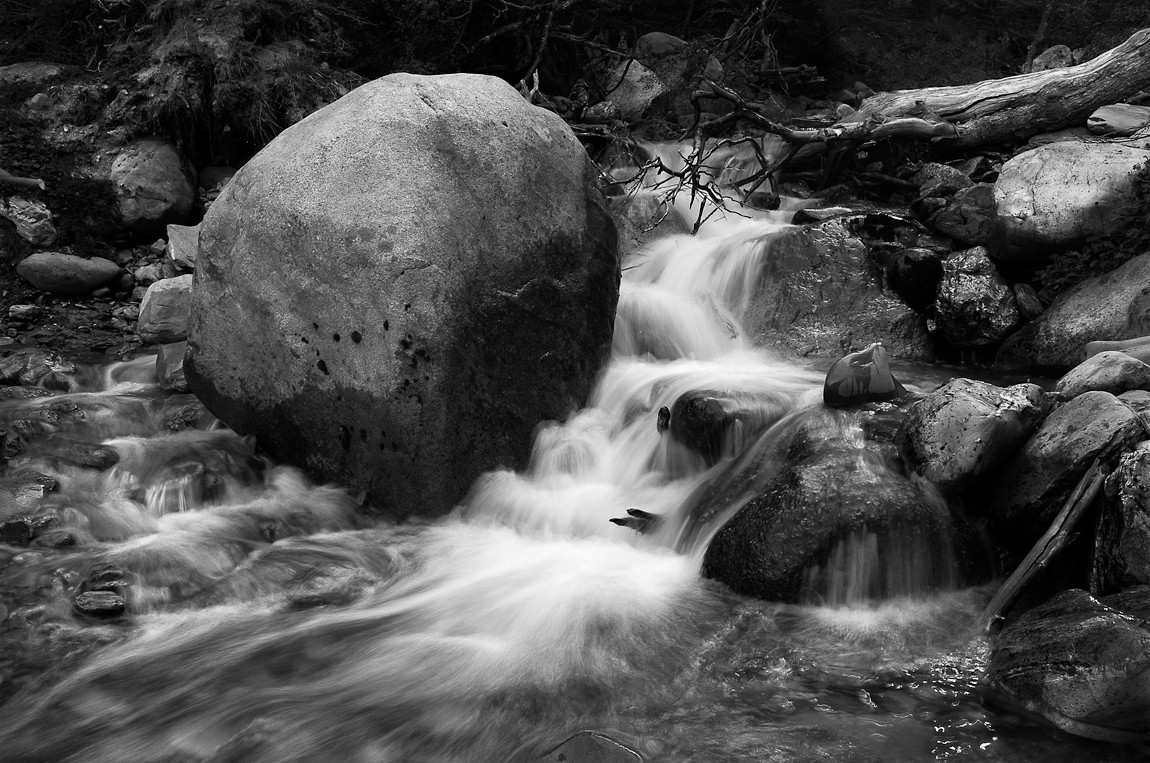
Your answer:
[848,27,1150,147]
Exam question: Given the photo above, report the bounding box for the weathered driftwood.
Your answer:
[0,168,46,191]
[848,28,1150,147]
[980,459,1106,635]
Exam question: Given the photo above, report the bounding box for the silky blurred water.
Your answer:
[0,203,1134,762]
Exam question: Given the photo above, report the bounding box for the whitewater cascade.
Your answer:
[0,197,1079,762]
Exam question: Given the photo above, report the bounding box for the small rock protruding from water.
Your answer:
[540,730,643,763]
[156,340,189,393]
[934,247,1019,348]
[669,388,791,464]
[823,342,908,408]
[73,590,126,619]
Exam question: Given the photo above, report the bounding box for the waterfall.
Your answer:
[0,201,1003,763]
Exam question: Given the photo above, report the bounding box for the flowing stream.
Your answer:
[0,199,1134,762]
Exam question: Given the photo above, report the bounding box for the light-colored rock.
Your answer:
[137,275,194,344]
[982,390,1143,551]
[166,223,198,271]
[928,183,995,246]
[1087,103,1150,136]
[897,378,1047,492]
[133,263,163,287]
[110,140,196,235]
[0,197,56,246]
[1055,351,1150,400]
[997,254,1150,369]
[634,32,723,85]
[743,217,934,360]
[184,73,619,519]
[1086,335,1150,364]
[934,247,1018,347]
[155,341,189,393]
[16,252,121,296]
[993,140,1150,262]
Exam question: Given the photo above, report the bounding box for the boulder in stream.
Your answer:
[1054,351,1150,401]
[984,587,1150,745]
[185,73,619,518]
[1092,445,1150,592]
[668,387,792,465]
[933,247,1018,348]
[897,378,1047,493]
[137,274,193,344]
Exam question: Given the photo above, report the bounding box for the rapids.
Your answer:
[0,200,1136,762]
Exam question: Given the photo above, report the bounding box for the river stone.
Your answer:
[997,253,1150,369]
[702,410,965,602]
[1086,335,1150,364]
[928,183,995,246]
[1026,44,1074,72]
[0,197,57,246]
[73,590,126,618]
[137,274,193,344]
[1094,446,1150,592]
[993,140,1150,262]
[1012,283,1044,321]
[984,587,1150,744]
[185,73,619,519]
[1087,103,1150,136]
[0,347,76,386]
[166,223,198,271]
[1054,351,1150,401]
[156,340,189,393]
[982,390,1143,551]
[742,217,933,360]
[602,59,667,120]
[16,252,122,296]
[668,387,791,465]
[897,378,1047,493]
[110,139,196,235]
[934,247,1018,347]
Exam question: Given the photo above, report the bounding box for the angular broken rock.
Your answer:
[0,197,57,247]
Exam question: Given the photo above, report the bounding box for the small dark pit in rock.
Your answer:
[73,590,125,618]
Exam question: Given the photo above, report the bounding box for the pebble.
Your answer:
[73,591,126,618]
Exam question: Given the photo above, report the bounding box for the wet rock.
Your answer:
[742,217,933,360]
[883,248,943,313]
[1054,351,1150,401]
[668,387,792,464]
[928,183,995,247]
[934,247,1018,347]
[30,529,75,549]
[911,162,973,198]
[110,140,196,236]
[72,590,126,619]
[162,401,210,431]
[0,62,63,88]
[0,197,57,246]
[0,386,54,401]
[540,730,642,763]
[0,515,36,545]
[1087,103,1150,136]
[48,438,120,470]
[0,348,76,386]
[156,341,189,393]
[608,192,689,256]
[791,206,852,224]
[994,141,1149,262]
[997,254,1150,369]
[185,73,619,519]
[985,587,1150,744]
[702,410,970,602]
[166,222,198,271]
[897,379,1047,493]
[137,274,193,344]
[1093,446,1150,591]
[822,342,908,408]
[982,391,1143,552]
[16,252,122,296]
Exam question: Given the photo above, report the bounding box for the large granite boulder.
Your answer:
[985,587,1150,744]
[185,73,619,518]
[742,217,933,360]
[993,140,1150,263]
[897,378,1048,493]
[997,253,1150,369]
[981,391,1143,551]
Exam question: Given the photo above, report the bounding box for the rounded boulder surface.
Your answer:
[16,252,122,296]
[137,275,194,345]
[110,140,196,235]
[185,73,619,519]
[1055,350,1150,401]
